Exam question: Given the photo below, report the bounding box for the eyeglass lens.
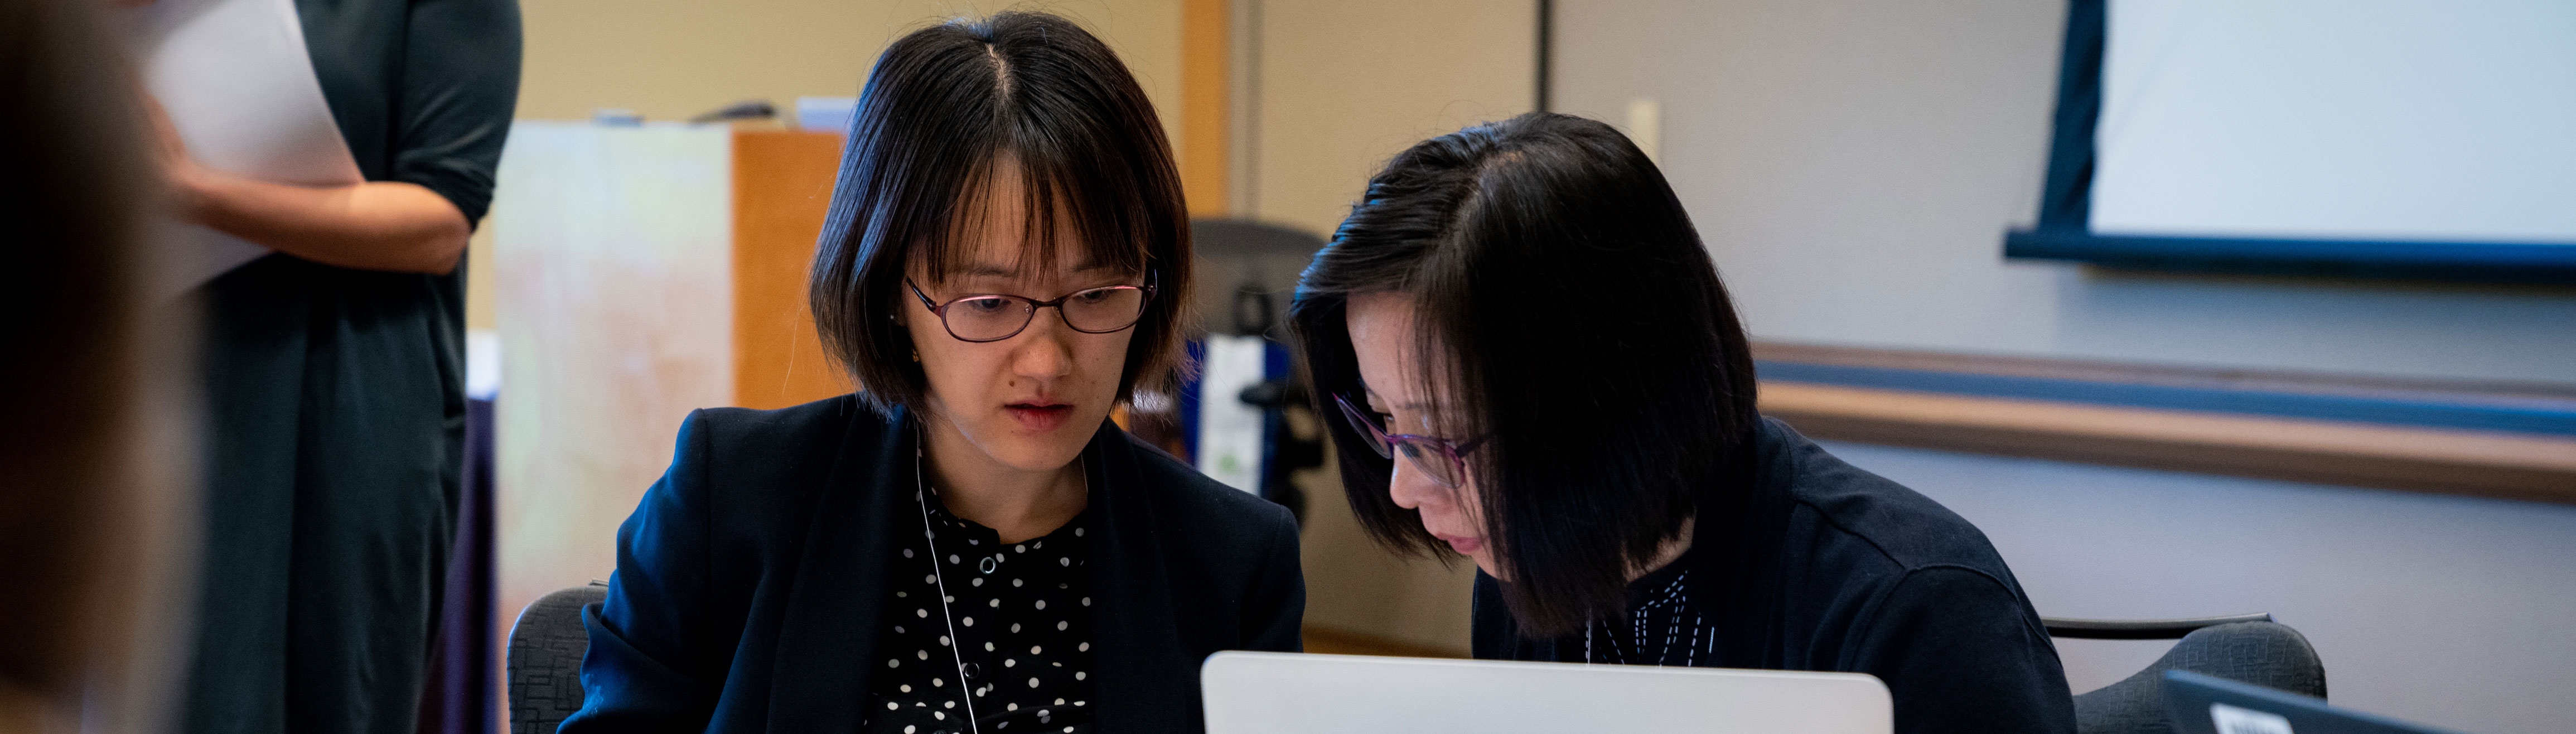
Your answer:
[1335,394,1466,487]
[942,286,1147,341]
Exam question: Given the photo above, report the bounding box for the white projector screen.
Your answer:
[2089,0,2576,245]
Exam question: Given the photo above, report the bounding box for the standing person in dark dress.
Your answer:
[148,0,522,732]
[1288,113,2076,733]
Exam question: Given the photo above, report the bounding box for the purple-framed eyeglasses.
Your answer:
[1332,393,1485,489]
[907,271,1156,343]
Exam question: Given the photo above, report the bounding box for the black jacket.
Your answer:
[1472,418,2075,733]
[562,396,1305,733]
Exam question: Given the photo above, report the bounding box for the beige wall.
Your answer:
[472,0,1188,334]
[467,223,495,330]
[1249,0,1537,653]
[1248,0,1536,238]
[512,0,1182,148]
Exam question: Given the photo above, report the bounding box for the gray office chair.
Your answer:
[2046,614,2327,734]
[509,581,607,734]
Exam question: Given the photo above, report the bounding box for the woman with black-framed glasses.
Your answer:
[563,13,1303,734]
[906,272,1157,343]
[1289,113,2074,733]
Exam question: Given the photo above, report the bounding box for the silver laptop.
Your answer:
[1202,652,1891,733]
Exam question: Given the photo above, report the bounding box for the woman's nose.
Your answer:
[1386,461,1440,511]
[1008,313,1076,378]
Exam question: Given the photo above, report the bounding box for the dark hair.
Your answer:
[1289,113,1760,637]
[1,0,165,709]
[810,11,1191,416]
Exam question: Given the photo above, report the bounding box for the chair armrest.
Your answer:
[2044,613,2274,639]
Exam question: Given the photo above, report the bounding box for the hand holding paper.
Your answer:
[128,0,472,297]
[146,88,471,276]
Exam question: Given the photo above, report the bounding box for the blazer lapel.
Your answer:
[1082,422,1194,733]
[763,404,912,731]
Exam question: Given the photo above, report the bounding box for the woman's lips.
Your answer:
[1004,403,1074,432]
[1434,533,1483,554]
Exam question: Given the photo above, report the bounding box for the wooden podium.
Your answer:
[491,123,854,648]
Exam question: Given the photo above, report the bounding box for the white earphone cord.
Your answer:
[915,440,984,734]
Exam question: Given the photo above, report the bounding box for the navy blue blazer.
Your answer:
[561,396,1306,733]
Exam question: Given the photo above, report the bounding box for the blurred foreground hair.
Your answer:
[2,0,194,726]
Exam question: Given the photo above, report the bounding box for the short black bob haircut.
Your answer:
[811,11,1191,416]
[1289,113,1760,638]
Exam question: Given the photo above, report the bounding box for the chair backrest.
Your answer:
[2071,621,2328,734]
[508,582,607,734]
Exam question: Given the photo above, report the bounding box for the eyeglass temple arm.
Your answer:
[908,279,943,311]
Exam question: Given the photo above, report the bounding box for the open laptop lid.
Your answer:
[1202,651,1889,734]
[2162,670,2467,734]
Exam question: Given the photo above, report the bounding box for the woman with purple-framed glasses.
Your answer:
[1287,113,2074,734]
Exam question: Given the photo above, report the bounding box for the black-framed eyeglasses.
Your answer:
[1333,393,1485,489]
[906,271,1156,343]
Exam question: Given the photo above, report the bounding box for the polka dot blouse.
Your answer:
[864,491,1094,734]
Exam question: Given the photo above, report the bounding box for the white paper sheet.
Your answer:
[127,0,363,300]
